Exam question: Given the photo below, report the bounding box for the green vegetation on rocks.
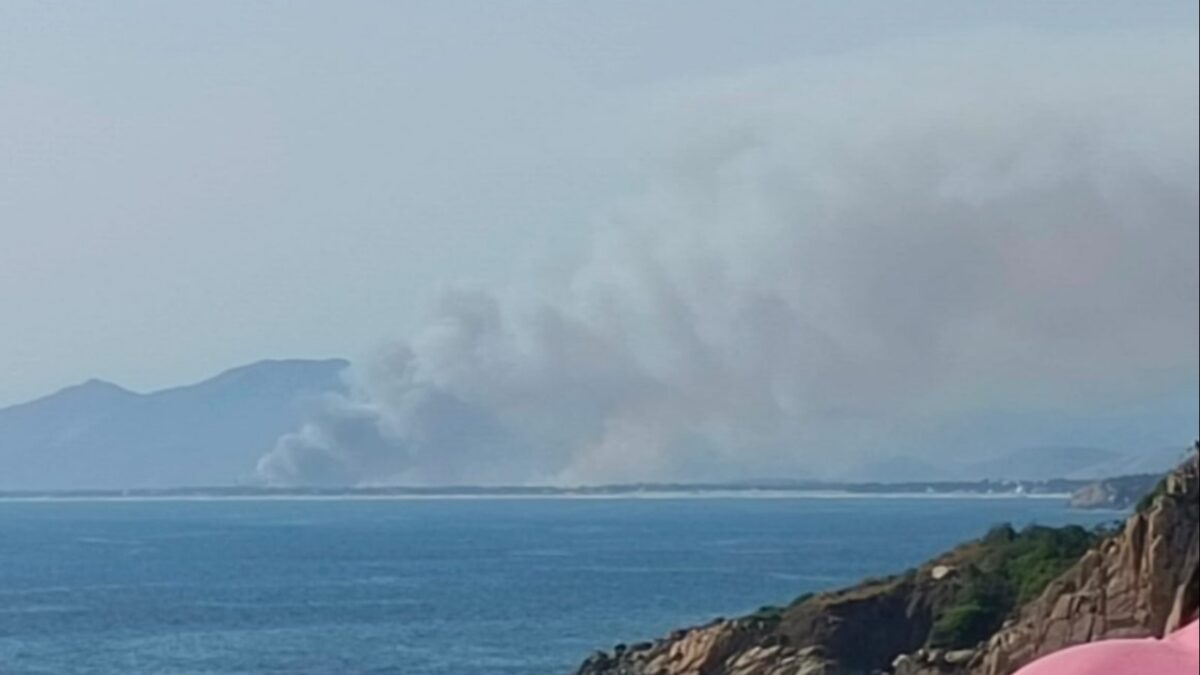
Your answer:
[577,452,1200,675]
[928,523,1098,649]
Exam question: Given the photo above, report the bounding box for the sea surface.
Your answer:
[0,497,1118,675]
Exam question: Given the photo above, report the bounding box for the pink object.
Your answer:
[1014,620,1199,675]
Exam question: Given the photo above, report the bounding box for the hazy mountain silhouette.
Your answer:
[1,359,1187,490]
[953,445,1190,482]
[848,446,1190,484]
[0,359,348,490]
[959,446,1121,481]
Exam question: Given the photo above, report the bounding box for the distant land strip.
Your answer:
[0,478,1104,501]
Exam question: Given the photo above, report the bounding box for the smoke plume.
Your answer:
[258,34,1200,486]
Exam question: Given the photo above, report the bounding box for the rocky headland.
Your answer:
[1067,473,1163,510]
[576,447,1199,675]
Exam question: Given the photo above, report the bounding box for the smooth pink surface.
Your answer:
[1014,620,1199,675]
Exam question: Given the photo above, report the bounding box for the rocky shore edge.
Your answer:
[576,447,1199,675]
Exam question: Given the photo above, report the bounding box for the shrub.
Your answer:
[929,601,997,649]
[928,524,1098,649]
[929,566,1012,648]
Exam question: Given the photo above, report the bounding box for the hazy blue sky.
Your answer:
[2,1,1198,486]
[2,1,1196,407]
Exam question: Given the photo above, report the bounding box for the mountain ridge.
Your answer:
[0,358,348,490]
[0,360,1187,490]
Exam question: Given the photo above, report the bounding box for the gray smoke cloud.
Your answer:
[258,34,1199,486]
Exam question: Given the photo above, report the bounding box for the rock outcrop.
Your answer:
[952,450,1197,674]
[576,450,1199,675]
[576,558,985,675]
[1067,473,1162,510]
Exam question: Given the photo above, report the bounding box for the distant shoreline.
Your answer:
[0,489,1078,503]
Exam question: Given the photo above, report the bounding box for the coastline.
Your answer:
[0,490,1077,503]
[573,454,1198,675]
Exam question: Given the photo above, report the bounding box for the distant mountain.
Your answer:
[1059,445,1195,480]
[0,359,348,490]
[849,446,1191,484]
[959,446,1122,481]
[958,445,1190,482]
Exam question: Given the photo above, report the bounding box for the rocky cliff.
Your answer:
[576,450,1199,675]
[906,449,1198,675]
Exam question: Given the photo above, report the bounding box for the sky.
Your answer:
[2,2,1198,485]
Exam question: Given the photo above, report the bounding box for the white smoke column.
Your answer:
[258,34,1200,486]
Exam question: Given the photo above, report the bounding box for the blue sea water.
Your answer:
[0,497,1117,675]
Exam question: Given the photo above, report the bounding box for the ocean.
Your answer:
[0,497,1117,675]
